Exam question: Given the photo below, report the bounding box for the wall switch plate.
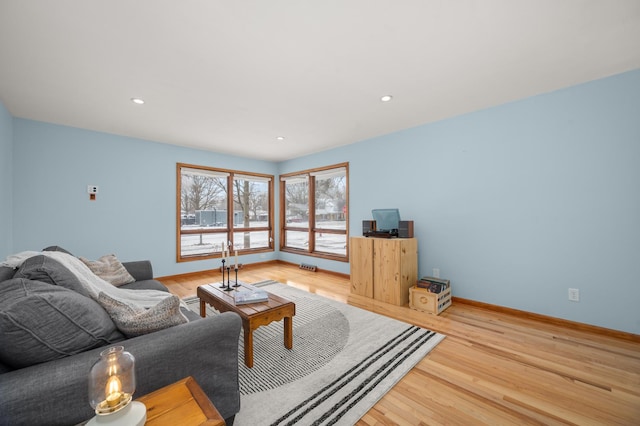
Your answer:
[568,288,580,302]
[87,185,99,194]
[433,268,440,278]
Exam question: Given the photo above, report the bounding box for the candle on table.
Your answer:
[104,374,122,407]
[235,250,238,268]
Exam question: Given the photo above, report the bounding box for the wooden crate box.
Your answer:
[409,286,452,315]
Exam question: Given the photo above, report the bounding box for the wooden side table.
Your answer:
[136,376,225,426]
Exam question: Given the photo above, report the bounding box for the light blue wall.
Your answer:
[0,101,13,260]
[12,120,278,276]
[6,69,640,334]
[280,69,640,334]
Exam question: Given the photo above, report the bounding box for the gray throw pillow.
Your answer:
[13,255,91,298]
[0,279,124,369]
[98,292,188,337]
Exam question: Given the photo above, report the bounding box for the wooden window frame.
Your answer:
[177,163,274,262]
[279,162,349,262]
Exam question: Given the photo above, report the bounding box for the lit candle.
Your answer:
[105,375,122,407]
[235,250,238,268]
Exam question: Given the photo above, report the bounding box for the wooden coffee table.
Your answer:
[197,283,295,368]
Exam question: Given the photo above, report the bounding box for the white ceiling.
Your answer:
[1,1,639,162]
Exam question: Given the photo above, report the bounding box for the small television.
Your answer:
[371,208,400,232]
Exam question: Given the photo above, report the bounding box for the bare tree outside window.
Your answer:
[233,176,270,250]
[177,164,273,262]
[181,175,226,225]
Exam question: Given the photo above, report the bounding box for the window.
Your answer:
[177,163,273,262]
[280,163,348,261]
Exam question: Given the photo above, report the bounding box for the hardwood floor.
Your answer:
[159,262,640,425]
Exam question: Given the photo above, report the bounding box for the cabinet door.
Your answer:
[349,237,374,297]
[373,238,418,306]
[373,239,402,304]
[397,238,418,306]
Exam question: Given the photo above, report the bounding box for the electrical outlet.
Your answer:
[568,288,580,302]
[433,268,440,278]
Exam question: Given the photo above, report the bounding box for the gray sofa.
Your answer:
[0,247,241,426]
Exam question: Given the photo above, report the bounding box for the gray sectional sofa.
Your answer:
[0,247,241,426]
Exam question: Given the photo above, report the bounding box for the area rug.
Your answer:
[184,280,445,426]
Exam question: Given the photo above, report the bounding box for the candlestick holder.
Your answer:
[224,266,233,291]
[219,259,226,288]
[233,267,239,287]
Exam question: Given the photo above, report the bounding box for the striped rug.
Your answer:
[185,280,445,426]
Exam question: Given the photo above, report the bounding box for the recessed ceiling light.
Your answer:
[276,136,285,141]
[131,98,145,105]
[380,95,393,102]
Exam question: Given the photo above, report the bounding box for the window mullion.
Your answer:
[309,176,316,253]
[226,174,234,249]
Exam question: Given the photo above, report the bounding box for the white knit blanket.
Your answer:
[2,251,183,310]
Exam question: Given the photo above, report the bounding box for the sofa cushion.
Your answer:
[181,307,201,322]
[13,255,92,298]
[0,279,124,369]
[0,266,15,283]
[98,292,188,337]
[79,254,135,287]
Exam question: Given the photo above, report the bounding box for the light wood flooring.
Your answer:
[159,262,640,425]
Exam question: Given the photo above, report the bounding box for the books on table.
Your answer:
[234,286,269,305]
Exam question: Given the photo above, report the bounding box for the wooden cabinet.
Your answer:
[349,236,418,306]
